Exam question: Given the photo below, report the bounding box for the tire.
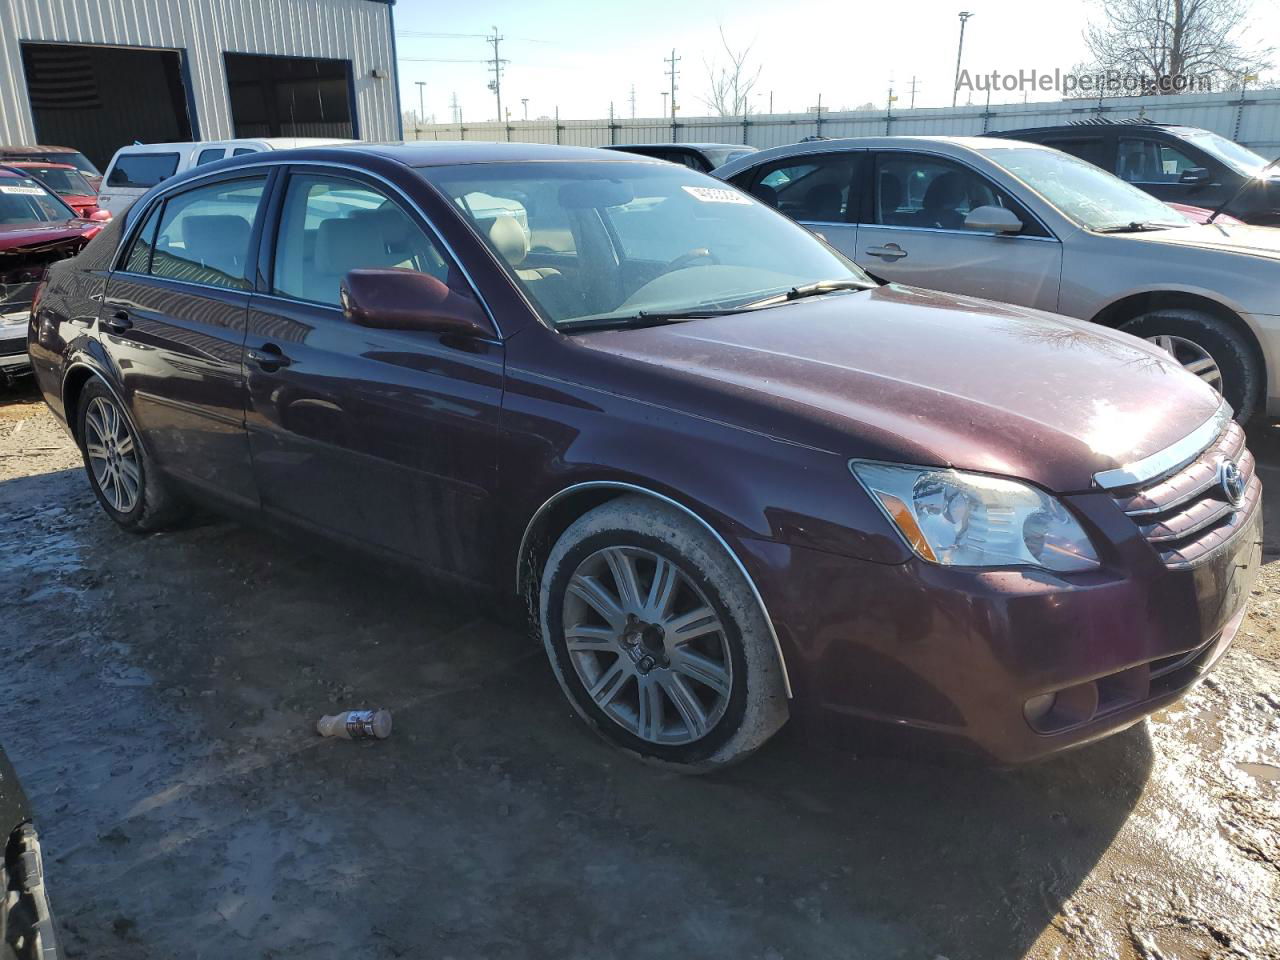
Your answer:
[75,378,187,532]
[539,495,788,772]
[1120,309,1262,422]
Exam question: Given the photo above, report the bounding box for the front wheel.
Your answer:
[538,495,788,772]
[1120,309,1262,421]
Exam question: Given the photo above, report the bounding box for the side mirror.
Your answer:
[340,268,492,337]
[1179,166,1211,185]
[88,209,112,222]
[964,205,1023,234]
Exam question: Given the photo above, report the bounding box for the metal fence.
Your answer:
[407,88,1280,154]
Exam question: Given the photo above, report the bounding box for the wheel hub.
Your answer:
[620,615,668,674]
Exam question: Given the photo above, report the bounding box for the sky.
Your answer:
[392,0,1280,124]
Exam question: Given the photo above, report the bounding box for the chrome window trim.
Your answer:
[516,480,793,698]
[1093,400,1231,490]
[107,157,505,339]
[851,222,1061,243]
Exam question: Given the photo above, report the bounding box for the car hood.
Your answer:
[0,220,92,253]
[1128,221,1280,261]
[572,284,1222,493]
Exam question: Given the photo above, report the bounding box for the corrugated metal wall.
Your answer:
[0,0,398,146]
[411,89,1280,154]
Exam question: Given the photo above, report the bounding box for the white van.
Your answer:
[97,137,353,216]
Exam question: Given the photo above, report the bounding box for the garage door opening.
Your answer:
[20,42,194,172]
[225,53,355,139]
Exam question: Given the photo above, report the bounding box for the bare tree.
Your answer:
[1082,0,1271,94]
[701,27,762,117]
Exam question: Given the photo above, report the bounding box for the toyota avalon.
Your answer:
[27,143,1261,771]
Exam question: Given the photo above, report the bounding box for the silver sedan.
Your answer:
[715,136,1280,420]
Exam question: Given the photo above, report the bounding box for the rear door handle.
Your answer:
[866,243,908,261]
[247,343,292,369]
[103,310,132,334]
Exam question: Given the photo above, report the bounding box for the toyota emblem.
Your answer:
[1218,460,1246,507]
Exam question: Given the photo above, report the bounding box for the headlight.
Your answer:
[850,461,1100,572]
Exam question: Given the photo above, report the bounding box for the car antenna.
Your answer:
[1207,154,1280,224]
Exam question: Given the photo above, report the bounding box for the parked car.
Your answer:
[1166,201,1244,226]
[989,120,1279,225]
[715,135,1280,420]
[30,143,1259,771]
[2,162,105,220]
[0,144,101,190]
[601,143,757,173]
[97,137,355,217]
[0,743,61,959]
[1,169,103,381]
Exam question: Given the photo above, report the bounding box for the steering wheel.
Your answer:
[662,247,720,274]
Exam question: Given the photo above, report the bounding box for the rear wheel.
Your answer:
[1120,309,1261,421]
[539,496,788,772]
[75,378,187,532]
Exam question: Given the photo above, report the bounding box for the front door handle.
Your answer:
[103,310,132,334]
[866,243,908,261]
[247,343,292,370]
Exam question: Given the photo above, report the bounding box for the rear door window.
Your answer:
[106,153,181,188]
[749,153,857,221]
[195,148,226,166]
[148,177,268,289]
[1041,137,1108,168]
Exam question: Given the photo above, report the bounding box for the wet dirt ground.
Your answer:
[1,382,1278,960]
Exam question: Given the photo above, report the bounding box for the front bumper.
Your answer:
[1,309,30,376]
[740,492,1262,765]
[2,822,59,959]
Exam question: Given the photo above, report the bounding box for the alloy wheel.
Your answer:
[83,396,141,514]
[1146,334,1223,392]
[561,546,734,745]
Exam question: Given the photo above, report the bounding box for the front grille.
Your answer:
[1110,419,1260,568]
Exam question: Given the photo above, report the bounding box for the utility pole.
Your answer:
[952,11,974,108]
[415,81,426,139]
[521,97,529,121]
[450,91,461,125]
[487,26,508,123]
[629,84,637,119]
[886,83,897,134]
[909,75,919,109]
[664,48,680,118]
[768,90,773,114]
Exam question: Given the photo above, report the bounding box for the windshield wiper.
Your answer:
[744,278,874,308]
[558,308,745,333]
[1095,221,1186,234]
[1207,153,1280,224]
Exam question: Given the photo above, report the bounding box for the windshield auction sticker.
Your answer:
[681,185,752,204]
[0,185,44,195]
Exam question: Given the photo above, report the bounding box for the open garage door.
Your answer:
[224,53,355,139]
[20,43,194,172]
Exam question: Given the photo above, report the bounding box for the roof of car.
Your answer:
[300,140,664,167]
[601,143,755,151]
[707,135,1053,177]
[989,121,1209,138]
[0,144,82,155]
[2,160,76,169]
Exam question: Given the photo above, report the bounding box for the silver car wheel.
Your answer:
[83,395,141,514]
[562,545,734,745]
[1147,334,1223,392]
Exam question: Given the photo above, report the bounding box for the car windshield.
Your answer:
[983,145,1190,231]
[23,166,93,197]
[1184,130,1270,177]
[424,161,871,326]
[0,175,73,224]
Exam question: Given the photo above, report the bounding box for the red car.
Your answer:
[3,161,105,220]
[28,144,1261,770]
[1,168,102,380]
[1166,201,1245,226]
[0,144,102,191]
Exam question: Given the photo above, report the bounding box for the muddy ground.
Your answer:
[1,382,1278,960]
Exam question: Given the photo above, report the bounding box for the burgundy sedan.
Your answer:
[27,144,1261,771]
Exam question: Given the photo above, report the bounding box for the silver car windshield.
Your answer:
[983,146,1190,232]
[424,161,872,326]
[1185,130,1270,177]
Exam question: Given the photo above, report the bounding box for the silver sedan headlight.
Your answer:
[850,461,1100,572]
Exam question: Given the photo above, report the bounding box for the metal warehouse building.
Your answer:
[0,0,401,169]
